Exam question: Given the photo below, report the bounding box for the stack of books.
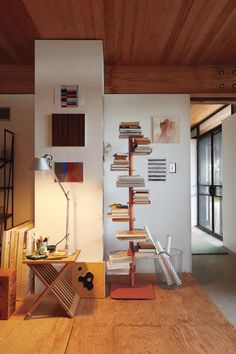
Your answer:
[136,242,156,256]
[108,204,130,222]
[110,153,129,171]
[133,145,152,155]
[116,175,145,188]
[116,229,147,240]
[119,121,143,138]
[133,137,152,155]
[133,189,150,204]
[106,250,131,275]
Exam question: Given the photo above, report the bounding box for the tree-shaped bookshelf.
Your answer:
[109,121,155,299]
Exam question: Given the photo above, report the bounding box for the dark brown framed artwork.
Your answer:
[52,113,85,146]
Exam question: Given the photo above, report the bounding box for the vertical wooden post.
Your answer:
[128,137,135,286]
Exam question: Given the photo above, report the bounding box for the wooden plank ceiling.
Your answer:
[1,0,236,94]
[190,104,225,126]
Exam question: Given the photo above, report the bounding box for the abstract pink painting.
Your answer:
[152,115,180,143]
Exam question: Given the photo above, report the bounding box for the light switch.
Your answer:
[169,162,176,173]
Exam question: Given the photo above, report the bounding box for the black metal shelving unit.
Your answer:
[0,129,14,235]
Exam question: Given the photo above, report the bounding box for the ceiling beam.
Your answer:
[1,64,236,97]
[105,65,236,94]
[0,65,34,94]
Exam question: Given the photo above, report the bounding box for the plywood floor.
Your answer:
[1,274,236,354]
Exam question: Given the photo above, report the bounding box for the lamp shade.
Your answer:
[32,157,51,171]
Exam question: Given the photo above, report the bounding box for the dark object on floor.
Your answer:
[0,269,16,319]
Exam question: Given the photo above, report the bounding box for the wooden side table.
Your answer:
[23,249,80,320]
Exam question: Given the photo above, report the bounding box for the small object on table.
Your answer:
[47,245,56,253]
[0,269,16,320]
[23,249,81,320]
[26,254,48,260]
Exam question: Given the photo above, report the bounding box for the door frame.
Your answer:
[197,125,223,240]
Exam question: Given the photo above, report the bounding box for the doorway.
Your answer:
[198,127,223,239]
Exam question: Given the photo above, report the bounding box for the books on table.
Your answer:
[116,175,145,188]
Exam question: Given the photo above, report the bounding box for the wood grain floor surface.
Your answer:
[0,274,236,354]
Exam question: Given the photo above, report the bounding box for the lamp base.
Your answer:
[65,244,72,256]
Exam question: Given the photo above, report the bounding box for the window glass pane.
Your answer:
[199,135,211,185]
[214,197,223,236]
[198,185,210,195]
[199,195,212,231]
[213,131,222,185]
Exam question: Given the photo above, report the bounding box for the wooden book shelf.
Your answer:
[109,122,155,299]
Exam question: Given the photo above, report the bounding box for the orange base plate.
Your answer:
[110,282,155,299]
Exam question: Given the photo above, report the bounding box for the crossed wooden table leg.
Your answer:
[23,250,80,320]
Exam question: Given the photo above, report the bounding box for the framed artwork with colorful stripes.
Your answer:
[60,85,78,108]
[52,113,85,146]
[54,162,83,182]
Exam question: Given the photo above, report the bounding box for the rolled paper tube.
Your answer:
[156,241,182,286]
[144,226,172,285]
[166,235,171,254]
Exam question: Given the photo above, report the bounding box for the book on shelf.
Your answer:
[120,121,140,127]
[113,153,128,159]
[110,165,129,171]
[106,255,130,275]
[116,229,147,240]
[109,203,129,209]
[112,160,129,165]
[108,213,130,218]
[108,203,129,221]
[136,242,156,253]
[133,146,152,155]
[137,242,155,249]
[106,269,130,275]
[108,250,131,263]
[119,131,142,139]
[106,260,131,270]
[116,175,145,187]
[111,153,129,171]
[112,218,130,222]
[137,248,156,253]
[133,189,149,193]
[132,188,150,203]
[134,252,157,258]
[119,122,143,138]
[134,137,151,145]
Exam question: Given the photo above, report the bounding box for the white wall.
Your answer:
[0,95,34,225]
[191,139,197,226]
[104,94,191,272]
[222,113,236,252]
[35,40,104,260]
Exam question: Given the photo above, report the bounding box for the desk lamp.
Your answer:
[33,154,71,255]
